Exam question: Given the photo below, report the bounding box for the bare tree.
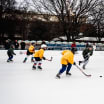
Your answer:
[28,0,101,41]
[0,0,16,17]
[0,0,17,44]
[88,0,104,41]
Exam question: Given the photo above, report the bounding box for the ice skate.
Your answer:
[32,65,36,70]
[23,58,27,63]
[56,74,60,79]
[38,66,42,70]
[66,72,71,76]
[31,57,34,62]
[31,59,34,62]
[7,60,10,62]
[23,60,26,63]
[79,61,82,65]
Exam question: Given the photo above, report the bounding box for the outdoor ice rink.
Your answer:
[0,50,104,104]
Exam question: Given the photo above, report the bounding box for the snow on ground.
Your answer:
[0,50,104,104]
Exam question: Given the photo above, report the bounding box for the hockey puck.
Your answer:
[99,76,102,77]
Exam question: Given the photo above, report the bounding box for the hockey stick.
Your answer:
[75,64,91,77]
[46,57,53,61]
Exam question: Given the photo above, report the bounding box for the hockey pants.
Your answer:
[8,55,13,61]
[82,57,89,68]
[33,57,42,67]
[59,63,72,74]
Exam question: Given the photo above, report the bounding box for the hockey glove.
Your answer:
[14,53,16,55]
[73,62,76,65]
[43,57,46,60]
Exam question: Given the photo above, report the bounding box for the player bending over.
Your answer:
[56,48,77,79]
[79,45,93,69]
[32,44,47,70]
[23,43,35,63]
[7,45,16,62]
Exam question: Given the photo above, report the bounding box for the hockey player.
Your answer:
[56,48,77,79]
[23,43,35,63]
[32,44,47,70]
[7,45,16,62]
[79,45,93,69]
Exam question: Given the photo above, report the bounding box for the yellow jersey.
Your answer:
[61,50,74,65]
[29,45,35,53]
[61,50,70,55]
[34,49,44,59]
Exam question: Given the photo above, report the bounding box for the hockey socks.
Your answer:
[31,57,34,62]
[23,57,27,63]
[7,56,13,62]
[32,61,42,70]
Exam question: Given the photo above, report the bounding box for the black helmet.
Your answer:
[88,45,92,48]
[71,47,77,54]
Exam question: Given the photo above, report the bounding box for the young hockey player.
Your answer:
[79,45,93,69]
[23,43,35,63]
[7,45,16,62]
[56,48,77,79]
[32,44,47,70]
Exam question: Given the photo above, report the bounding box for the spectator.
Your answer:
[71,41,76,48]
[14,40,19,49]
[92,43,96,51]
[20,40,26,50]
[41,40,46,45]
[85,42,90,48]
[71,41,77,51]
[4,40,11,49]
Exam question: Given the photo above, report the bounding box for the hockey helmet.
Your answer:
[71,47,77,54]
[41,44,47,48]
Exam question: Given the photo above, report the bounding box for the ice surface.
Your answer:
[0,50,104,104]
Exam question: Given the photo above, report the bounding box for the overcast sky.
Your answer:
[16,0,34,10]
[16,0,51,13]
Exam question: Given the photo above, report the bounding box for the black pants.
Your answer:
[34,57,42,61]
[7,52,13,60]
[26,50,33,56]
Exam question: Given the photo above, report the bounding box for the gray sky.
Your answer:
[16,0,34,11]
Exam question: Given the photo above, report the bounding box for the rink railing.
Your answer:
[0,43,104,51]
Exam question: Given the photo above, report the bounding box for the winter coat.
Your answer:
[82,48,93,59]
[7,48,16,56]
